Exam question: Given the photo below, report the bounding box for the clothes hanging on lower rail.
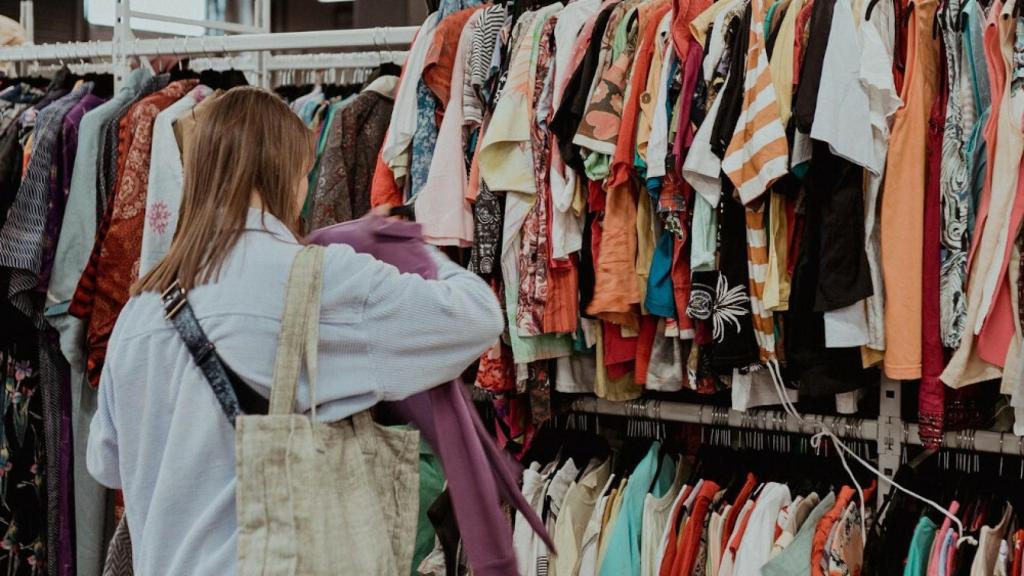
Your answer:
[510,428,883,576]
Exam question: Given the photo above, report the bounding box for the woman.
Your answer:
[86,87,504,575]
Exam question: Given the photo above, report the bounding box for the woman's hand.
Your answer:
[371,205,394,218]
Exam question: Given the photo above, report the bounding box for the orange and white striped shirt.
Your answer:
[745,204,777,362]
[721,0,789,205]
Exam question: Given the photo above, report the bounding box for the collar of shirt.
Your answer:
[244,207,299,242]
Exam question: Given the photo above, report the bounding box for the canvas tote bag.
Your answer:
[235,245,421,575]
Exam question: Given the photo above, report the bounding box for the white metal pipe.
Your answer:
[19,0,33,44]
[119,26,417,56]
[260,0,272,32]
[0,40,114,62]
[0,27,416,63]
[185,54,259,71]
[265,51,407,70]
[27,62,113,74]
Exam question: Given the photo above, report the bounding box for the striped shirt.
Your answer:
[721,0,789,205]
[744,203,777,362]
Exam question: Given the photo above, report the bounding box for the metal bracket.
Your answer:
[876,376,903,514]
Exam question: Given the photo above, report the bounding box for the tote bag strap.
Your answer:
[351,411,378,455]
[268,245,325,416]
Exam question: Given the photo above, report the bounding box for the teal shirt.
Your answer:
[963,0,992,243]
[903,516,938,576]
[598,443,676,576]
[691,194,718,272]
[762,492,837,576]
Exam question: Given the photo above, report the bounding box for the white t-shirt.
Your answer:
[732,483,793,575]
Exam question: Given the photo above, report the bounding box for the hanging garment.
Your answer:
[732,482,793,574]
[310,84,396,230]
[762,492,836,576]
[941,0,1012,387]
[0,82,93,318]
[101,518,132,576]
[880,0,941,380]
[599,444,676,576]
[905,516,939,576]
[138,84,211,276]
[553,459,612,576]
[971,504,1014,575]
[0,294,47,575]
[858,0,901,353]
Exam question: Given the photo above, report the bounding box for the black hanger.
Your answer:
[364,62,402,88]
[169,60,200,83]
[646,442,672,495]
[388,204,416,220]
[199,69,224,90]
[865,0,885,19]
[519,422,564,469]
[222,69,249,88]
[83,73,114,99]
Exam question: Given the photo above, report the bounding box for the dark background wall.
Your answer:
[0,0,425,44]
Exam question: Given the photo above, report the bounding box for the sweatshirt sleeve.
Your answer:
[87,334,123,489]
[322,244,504,402]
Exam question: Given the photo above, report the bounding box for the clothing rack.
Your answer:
[0,0,417,89]
[569,396,1018,455]
[265,51,409,71]
[570,377,1022,508]
[6,0,1013,532]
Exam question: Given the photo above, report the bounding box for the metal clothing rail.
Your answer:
[0,29,416,61]
[569,396,881,441]
[265,51,409,71]
[0,40,114,62]
[0,0,417,90]
[569,396,1024,456]
[118,27,418,57]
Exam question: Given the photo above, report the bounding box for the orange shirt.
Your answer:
[722,473,758,551]
[810,486,856,576]
[880,0,941,380]
[423,6,485,109]
[370,150,403,208]
[671,480,722,575]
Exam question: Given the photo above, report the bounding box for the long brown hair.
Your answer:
[133,86,313,295]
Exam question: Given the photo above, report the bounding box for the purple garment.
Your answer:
[673,40,703,177]
[307,215,553,576]
[45,90,105,576]
[38,92,106,293]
